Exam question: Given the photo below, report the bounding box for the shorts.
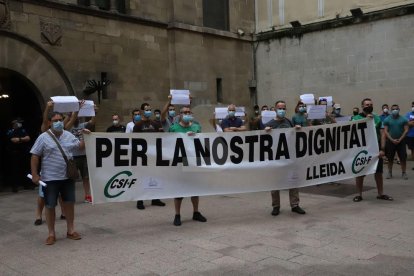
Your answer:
[74,155,89,179]
[385,139,407,162]
[406,136,414,150]
[43,179,75,208]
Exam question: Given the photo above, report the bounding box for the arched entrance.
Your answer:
[0,69,43,190]
[0,30,75,191]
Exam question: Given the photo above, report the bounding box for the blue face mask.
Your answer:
[144,111,152,118]
[298,107,306,113]
[182,115,193,123]
[228,111,236,117]
[134,115,141,122]
[52,121,64,132]
[169,110,176,117]
[391,109,399,116]
[276,109,286,118]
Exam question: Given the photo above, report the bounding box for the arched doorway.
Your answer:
[0,69,43,191]
[0,30,75,191]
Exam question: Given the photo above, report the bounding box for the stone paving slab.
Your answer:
[0,161,413,275]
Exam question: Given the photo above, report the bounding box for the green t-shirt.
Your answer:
[169,122,201,133]
[383,115,408,139]
[292,113,309,127]
[352,113,381,141]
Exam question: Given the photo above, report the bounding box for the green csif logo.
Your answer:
[351,150,372,174]
[104,171,137,198]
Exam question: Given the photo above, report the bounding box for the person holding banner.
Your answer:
[30,112,89,245]
[292,101,311,127]
[263,101,306,216]
[221,104,247,132]
[133,103,166,209]
[169,106,207,226]
[352,98,393,202]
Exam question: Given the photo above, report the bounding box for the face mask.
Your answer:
[113,120,119,126]
[363,106,373,114]
[169,110,176,117]
[383,108,389,114]
[134,115,141,122]
[16,123,22,128]
[334,109,341,115]
[254,110,259,115]
[276,109,286,118]
[144,111,152,118]
[353,111,359,116]
[391,109,399,116]
[411,107,414,112]
[228,111,236,117]
[182,115,193,123]
[155,114,160,120]
[52,121,64,132]
[298,107,306,113]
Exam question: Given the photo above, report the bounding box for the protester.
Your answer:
[221,104,247,132]
[6,118,31,192]
[380,104,390,122]
[67,106,96,203]
[30,112,88,245]
[383,104,409,179]
[292,101,311,127]
[133,103,165,210]
[405,101,414,170]
[161,96,178,132]
[249,104,261,130]
[352,98,393,202]
[154,109,162,123]
[125,109,141,133]
[331,103,343,118]
[263,101,306,216]
[351,107,360,120]
[106,114,126,133]
[311,99,336,125]
[169,106,207,226]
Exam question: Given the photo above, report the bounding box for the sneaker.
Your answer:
[291,206,306,215]
[402,172,408,180]
[386,171,392,179]
[151,199,166,206]
[60,215,66,220]
[271,207,280,216]
[84,195,92,204]
[136,200,145,210]
[173,214,181,226]
[192,212,207,222]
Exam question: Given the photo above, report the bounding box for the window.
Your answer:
[203,0,229,31]
[216,78,223,103]
[77,0,126,13]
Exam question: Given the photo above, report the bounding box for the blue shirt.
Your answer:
[405,111,414,137]
[221,117,243,130]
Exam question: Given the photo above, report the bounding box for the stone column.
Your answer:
[110,0,118,12]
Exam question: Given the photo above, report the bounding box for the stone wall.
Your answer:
[5,0,254,131]
[256,14,414,116]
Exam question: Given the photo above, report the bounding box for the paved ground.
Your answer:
[1,161,414,276]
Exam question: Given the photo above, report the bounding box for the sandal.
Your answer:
[45,236,56,245]
[353,196,363,202]
[377,194,393,201]
[67,232,81,240]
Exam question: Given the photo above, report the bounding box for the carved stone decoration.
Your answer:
[40,20,62,46]
[0,0,11,30]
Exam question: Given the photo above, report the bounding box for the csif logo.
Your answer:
[351,150,372,174]
[104,171,137,198]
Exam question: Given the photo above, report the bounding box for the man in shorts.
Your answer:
[31,112,87,245]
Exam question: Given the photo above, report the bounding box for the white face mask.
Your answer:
[412,107,414,112]
[113,120,119,126]
[383,108,389,114]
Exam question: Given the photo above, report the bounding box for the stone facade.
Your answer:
[1,0,254,131]
[256,12,414,115]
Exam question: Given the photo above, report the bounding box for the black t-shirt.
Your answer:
[133,120,163,133]
[264,118,293,129]
[106,125,126,133]
[6,128,30,152]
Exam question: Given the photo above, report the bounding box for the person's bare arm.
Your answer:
[31,154,41,185]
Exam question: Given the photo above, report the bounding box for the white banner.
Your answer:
[85,119,379,204]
